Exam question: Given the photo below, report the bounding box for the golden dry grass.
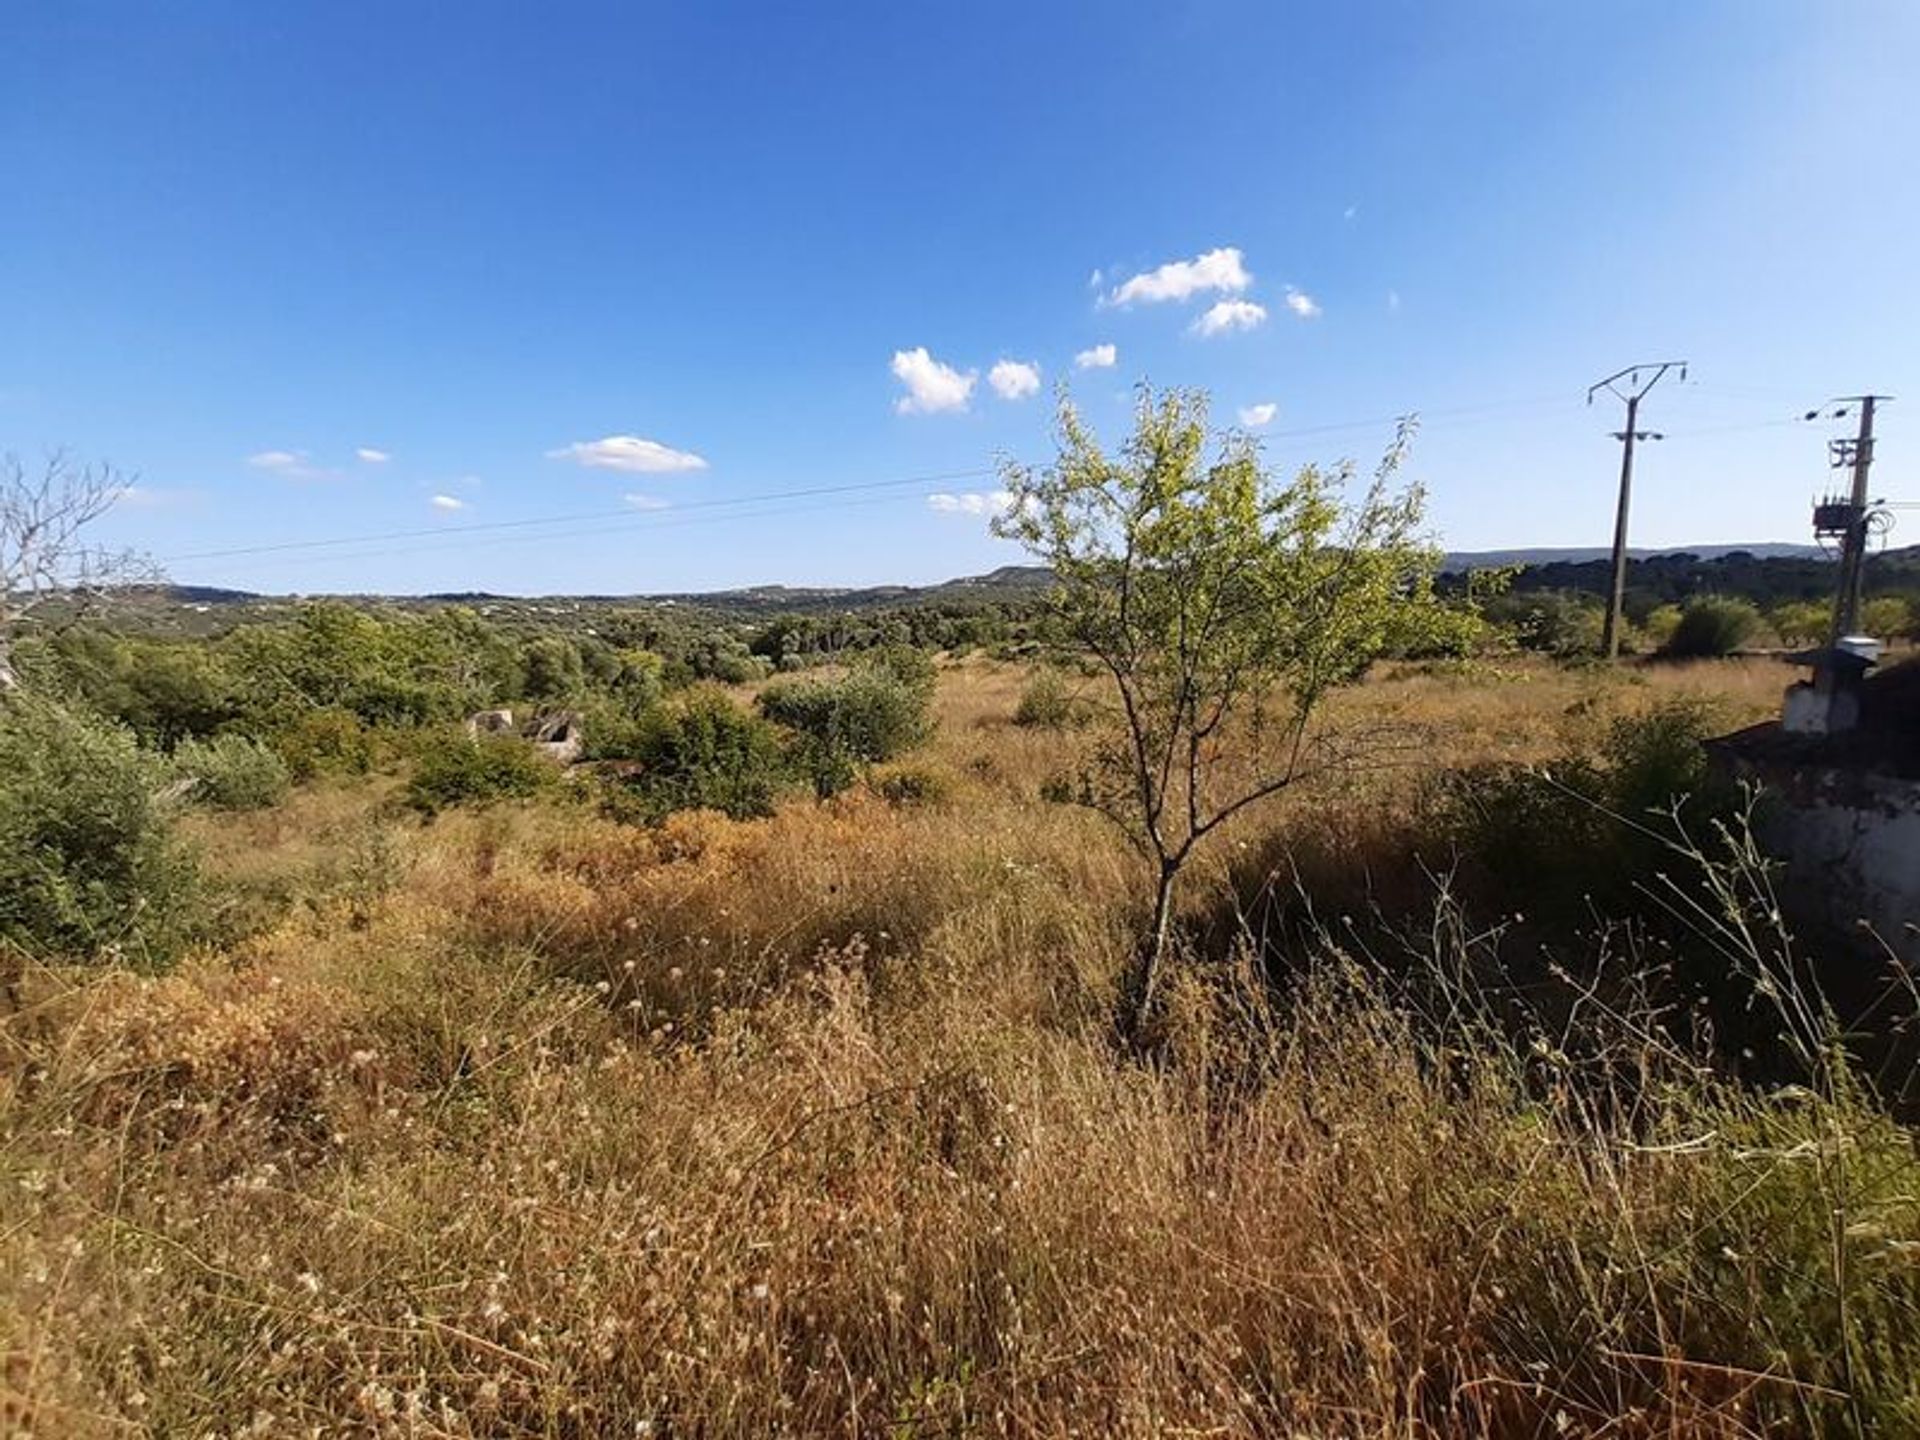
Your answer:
[5,656,1914,1438]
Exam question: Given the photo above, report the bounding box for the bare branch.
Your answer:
[1,451,159,689]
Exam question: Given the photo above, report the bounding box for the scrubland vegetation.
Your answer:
[7,646,1920,1437]
[5,410,1919,1436]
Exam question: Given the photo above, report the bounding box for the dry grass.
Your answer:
[4,657,1914,1437]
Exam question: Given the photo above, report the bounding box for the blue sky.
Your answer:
[4,1,1917,594]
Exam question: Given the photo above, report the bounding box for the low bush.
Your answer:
[1428,695,1736,923]
[170,734,292,810]
[405,728,558,815]
[1769,598,1831,648]
[273,707,374,779]
[1013,667,1094,729]
[615,688,789,821]
[1664,595,1762,657]
[1638,602,1683,651]
[1487,590,1606,657]
[870,762,953,806]
[758,660,933,797]
[0,696,202,968]
[1862,593,1917,641]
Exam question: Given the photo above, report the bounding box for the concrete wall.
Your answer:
[1752,767,1920,964]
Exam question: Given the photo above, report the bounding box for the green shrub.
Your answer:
[1664,596,1761,658]
[1428,696,1734,923]
[0,696,202,968]
[1488,591,1606,657]
[405,728,558,815]
[1013,667,1093,729]
[1862,594,1916,641]
[758,663,933,797]
[273,708,374,780]
[871,763,953,807]
[1769,599,1831,648]
[615,689,789,821]
[171,734,292,810]
[1638,603,1683,651]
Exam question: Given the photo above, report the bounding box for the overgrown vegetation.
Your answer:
[3,416,1918,1432]
[4,654,1917,1436]
[0,695,201,971]
[405,727,560,815]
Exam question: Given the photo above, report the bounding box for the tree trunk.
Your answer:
[1123,862,1180,1041]
[0,637,15,693]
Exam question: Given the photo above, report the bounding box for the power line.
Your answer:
[158,387,1803,579]
[162,465,1003,564]
[207,489,939,576]
[164,397,1582,570]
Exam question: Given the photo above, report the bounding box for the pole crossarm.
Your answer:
[1587,361,1688,409]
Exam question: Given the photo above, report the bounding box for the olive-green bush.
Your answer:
[616,689,789,821]
[171,734,292,810]
[405,729,558,815]
[0,697,202,968]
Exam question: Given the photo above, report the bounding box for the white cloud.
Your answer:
[891,346,976,415]
[113,484,195,509]
[623,493,672,510]
[547,435,709,473]
[927,490,1017,517]
[1285,286,1321,318]
[1387,289,1402,312]
[1238,402,1278,427]
[1107,246,1251,306]
[988,359,1041,401]
[430,494,466,511]
[1190,299,1268,337]
[1074,343,1117,370]
[355,447,390,464]
[1343,205,1358,222]
[246,449,333,481]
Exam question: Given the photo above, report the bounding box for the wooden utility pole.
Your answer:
[1826,395,1888,645]
[1589,361,1686,659]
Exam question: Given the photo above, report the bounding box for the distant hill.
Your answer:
[132,546,1916,629]
[1437,543,1823,572]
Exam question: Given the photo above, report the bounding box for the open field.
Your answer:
[6,657,1918,1438]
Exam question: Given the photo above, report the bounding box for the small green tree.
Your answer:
[995,387,1440,1033]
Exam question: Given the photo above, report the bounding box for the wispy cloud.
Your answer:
[927,490,1017,517]
[1190,299,1268,337]
[1284,286,1321,318]
[113,484,199,509]
[430,494,466,511]
[246,449,335,481]
[1238,402,1277,427]
[1387,289,1402,313]
[548,435,709,473]
[355,447,391,464]
[1107,246,1250,306]
[988,359,1041,401]
[891,346,976,415]
[1074,343,1117,370]
[623,493,672,510]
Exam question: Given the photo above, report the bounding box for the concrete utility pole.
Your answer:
[1589,361,1687,659]
[1824,395,1889,646]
